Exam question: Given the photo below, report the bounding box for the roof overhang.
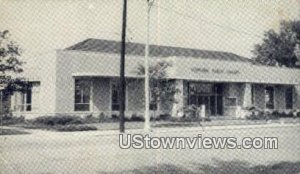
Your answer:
[63,51,300,85]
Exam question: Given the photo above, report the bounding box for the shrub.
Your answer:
[246,113,260,120]
[244,106,263,120]
[111,114,119,120]
[246,110,266,120]
[183,105,198,118]
[0,114,25,125]
[267,111,280,120]
[84,114,98,123]
[279,111,294,118]
[55,124,97,132]
[263,111,272,120]
[165,115,210,122]
[157,114,171,121]
[271,110,280,117]
[297,111,300,117]
[286,111,294,117]
[245,106,257,111]
[178,116,190,122]
[167,117,181,122]
[32,115,85,126]
[85,114,93,120]
[98,112,106,122]
[129,114,144,122]
[97,113,115,122]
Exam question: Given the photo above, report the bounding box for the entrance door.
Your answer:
[188,82,224,116]
[198,95,210,116]
[210,96,216,115]
[217,96,223,115]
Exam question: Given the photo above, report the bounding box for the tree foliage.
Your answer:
[135,60,178,111]
[0,30,28,93]
[252,20,300,68]
[0,30,23,73]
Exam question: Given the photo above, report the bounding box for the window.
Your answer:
[14,86,32,112]
[285,86,293,109]
[187,82,223,116]
[189,83,213,94]
[149,81,158,111]
[225,97,237,107]
[74,79,91,111]
[150,90,157,111]
[251,84,255,105]
[111,82,120,111]
[265,86,274,109]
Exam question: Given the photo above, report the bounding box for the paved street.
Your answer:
[1,124,300,174]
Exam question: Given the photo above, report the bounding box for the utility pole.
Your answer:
[0,90,2,135]
[294,44,300,66]
[119,0,127,133]
[144,0,154,131]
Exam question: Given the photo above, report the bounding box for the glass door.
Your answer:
[188,82,224,116]
[198,95,210,116]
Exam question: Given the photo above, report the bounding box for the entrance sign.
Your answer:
[191,67,240,75]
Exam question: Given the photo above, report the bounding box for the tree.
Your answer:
[252,20,300,68]
[135,60,178,118]
[0,30,23,73]
[0,30,27,115]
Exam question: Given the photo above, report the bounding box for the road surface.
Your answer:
[1,124,300,173]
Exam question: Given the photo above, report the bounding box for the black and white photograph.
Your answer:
[1,0,300,173]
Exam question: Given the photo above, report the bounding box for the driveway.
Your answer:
[1,124,300,173]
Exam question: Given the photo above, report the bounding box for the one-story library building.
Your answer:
[11,39,300,119]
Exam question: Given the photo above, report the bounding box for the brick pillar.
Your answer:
[295,85,300,110]
[242,83,252,108]
[240,83,252,118]
[172,79,184,117]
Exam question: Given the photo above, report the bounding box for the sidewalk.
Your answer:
[2,118,300,136]
[94,121,300,136]
[6,121,298,137]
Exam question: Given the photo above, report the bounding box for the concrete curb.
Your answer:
[93,122,300,136]
[2,122,300,137]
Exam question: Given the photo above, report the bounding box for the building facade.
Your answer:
[11,39,300,119]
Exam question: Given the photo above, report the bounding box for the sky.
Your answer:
[0,0,300,64]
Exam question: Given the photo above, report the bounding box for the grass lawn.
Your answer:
[0,128,29,136]
[4,115,300,132]
[16,123,98,132]
[106,161,300,174]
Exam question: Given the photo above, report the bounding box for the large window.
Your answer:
[251,84,255,105]
[150,90,157,111]
[111,81,120,111]
[188,82,223,116]
[149,81,159,111]
[265,86,274,109]
[225,97,237,107]
[74,79,91,111]
[14,85,32,112]
[285,86,293,109]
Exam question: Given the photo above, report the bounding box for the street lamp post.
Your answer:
[144,0,154,131]
[119,0,127,133]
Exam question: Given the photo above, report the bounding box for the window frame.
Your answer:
[111,80,120,111]
[285,86,293,109]
[149,89,158,111]
[13,86,32,112]
[74,79,91,112]
[251,84,255,105]
[224,97,237,107]
[265,86,275,110]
